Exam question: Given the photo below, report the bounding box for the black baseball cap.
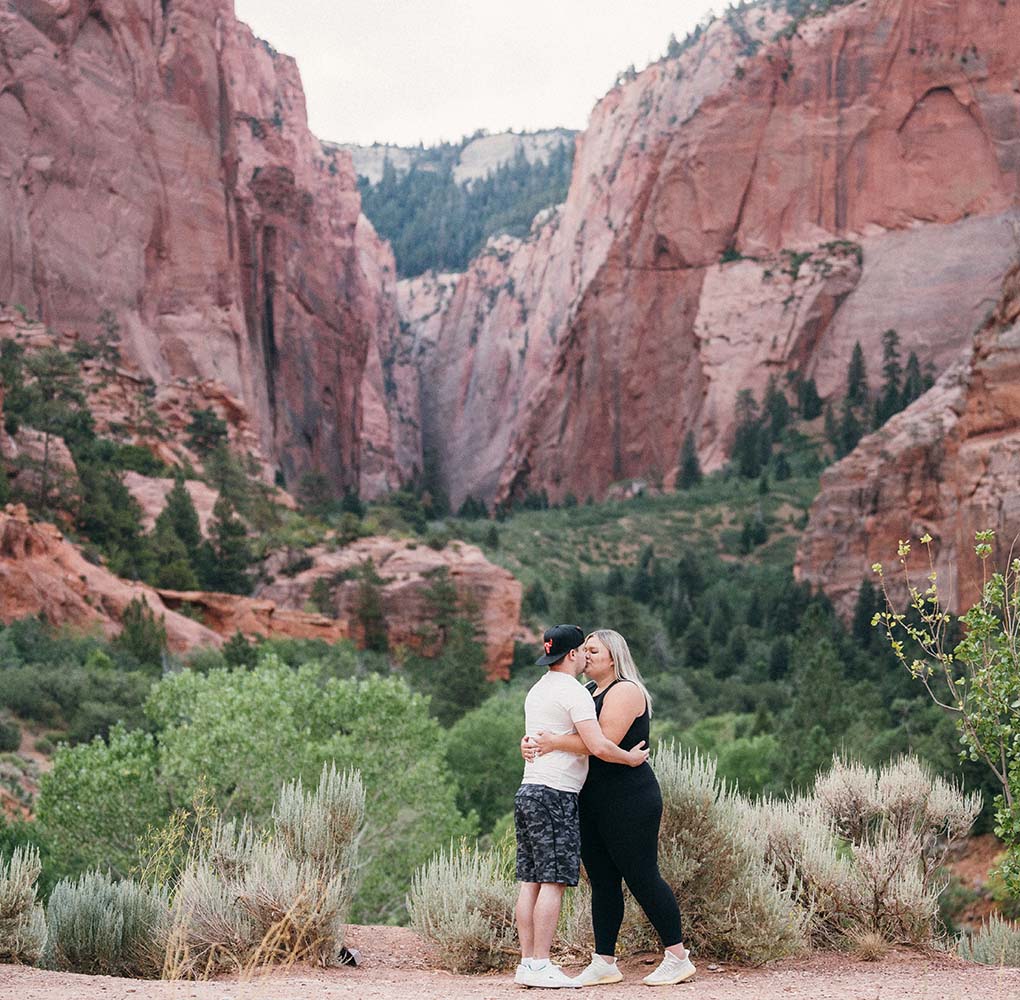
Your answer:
[536,624,585,666]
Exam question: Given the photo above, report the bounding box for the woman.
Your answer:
[523,629,694,987]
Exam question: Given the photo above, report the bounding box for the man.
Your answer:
[514,624,649,989]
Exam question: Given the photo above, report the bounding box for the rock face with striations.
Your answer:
[796,262,1020,616]
[0,0,418,497]
[406,0,1020,508]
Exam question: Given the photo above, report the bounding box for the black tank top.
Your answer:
[585,678,651,784]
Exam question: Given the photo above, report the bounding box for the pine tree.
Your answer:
[683,618,710,668]
[354,560,388,653]
[151,521,200,591]
[114,598,167,673]
[797,376,823,420]
[875,329,903,425]
[837,396,862,457]
[732,389,766,478]
[156,477,202,553]
[676,431,702,490]
[846,341,868,405]
[200,497,252,594]
[763,376,790,440]
[901,351,925,408]
[186,407,228,455]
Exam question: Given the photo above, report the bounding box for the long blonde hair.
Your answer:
[587,629,653,717]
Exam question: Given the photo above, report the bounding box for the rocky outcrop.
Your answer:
[0,503,220,651]
[0,502,356,649]
[0,0,416,497]
[408,0,1020,508]
[796,261,1020,615]
[340,129,576,185]
[258,537,523,680]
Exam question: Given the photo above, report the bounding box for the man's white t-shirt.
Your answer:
[521,670,597,793]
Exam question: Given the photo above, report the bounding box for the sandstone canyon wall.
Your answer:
[797,260,1020,615]
[0,0,418,497]
[407,0,1020,509]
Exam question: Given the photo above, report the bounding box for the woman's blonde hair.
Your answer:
[586,629,653,716]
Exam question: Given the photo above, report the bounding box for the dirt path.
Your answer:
[2,927,1019,1000]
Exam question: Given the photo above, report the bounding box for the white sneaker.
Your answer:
[515,963,531,985]
[517,962,582,988]
[573,953,623,987]
[642,951,696,986]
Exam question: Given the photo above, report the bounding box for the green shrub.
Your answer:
[0,845,46,964]
[446,689,527,832]
[146,658,475,922]
[0,719,20,752]
[36,726,165,879]
[958,914,1020,966]
[44,870,169,977]
[408,837,517,973]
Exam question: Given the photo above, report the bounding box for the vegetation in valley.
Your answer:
[357,136,574,277]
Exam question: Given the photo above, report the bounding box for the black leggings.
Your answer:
[579,773,682,956]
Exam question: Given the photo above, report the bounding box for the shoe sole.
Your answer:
[643,966,696,986]
[577,971,624,987]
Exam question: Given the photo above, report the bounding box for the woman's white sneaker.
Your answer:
[517,962,582,988]
[642,951,696,986]
[573,953,624,986]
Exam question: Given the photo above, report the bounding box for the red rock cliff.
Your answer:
[796,259,1020,615]
[0,0,417,496]
[408,0,1020,508]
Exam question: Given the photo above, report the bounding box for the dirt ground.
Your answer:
[3,926,1020,1000]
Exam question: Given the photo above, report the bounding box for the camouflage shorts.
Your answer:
[514,784,581,885]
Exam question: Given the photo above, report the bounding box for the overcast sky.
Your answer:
[233,1,718,147]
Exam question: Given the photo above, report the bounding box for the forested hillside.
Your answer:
[358,138,574,277]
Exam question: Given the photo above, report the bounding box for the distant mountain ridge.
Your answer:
[336,129,576,185]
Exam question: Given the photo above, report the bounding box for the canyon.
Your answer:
[2,0,1020,629]
[0,0,417,499]
[405,0,1020,512]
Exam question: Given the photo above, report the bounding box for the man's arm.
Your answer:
[574,719,648,766]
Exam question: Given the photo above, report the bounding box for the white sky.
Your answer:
[233,1,718,147]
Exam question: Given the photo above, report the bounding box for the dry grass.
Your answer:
[847,929,892,961]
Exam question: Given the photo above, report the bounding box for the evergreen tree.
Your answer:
[155,477,202,553]
[797,376,823,420]
[763,376,790,440]
[683,618,710,668]
[773,452,792,481]
[846,341,868,405]
[186,408,228,456]
[875,329,903,425]
[901,351,925,408]
[630,545,656,604]
[823,402,838,450]
[836,395,862,457]
[222,631,258,669]
[200,497,252,594]
[731,389,766,478]
[114,598,167,673]
[523,581,549,616]
[676,431,702,490]
[151,521,200,591]
[354,560,388,653]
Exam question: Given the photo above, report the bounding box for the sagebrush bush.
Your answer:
[407,833,518,973]
[0,845,46,964]
[168,762,364,978]
[44,870,170,977]
[645,744,807,963]
[755,756,980,948]
[958,914,1020,966]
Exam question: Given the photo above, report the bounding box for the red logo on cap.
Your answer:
[544,639,553,655]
